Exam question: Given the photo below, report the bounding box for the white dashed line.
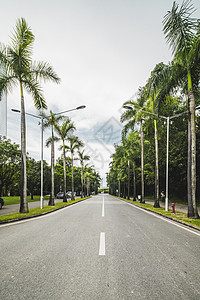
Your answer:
[99,232,105,255]
[102,196,105,217]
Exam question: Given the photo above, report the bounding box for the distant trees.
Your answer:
[0,137,21,196]
[0,136,101,199]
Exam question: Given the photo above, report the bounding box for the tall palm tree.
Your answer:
[78,150,90,198]
[55,118,75,202]
[121,87,146,203]
[44,111,63,206]
[163,0,200,217]
[0,18,60,213]
[66,136,83,200]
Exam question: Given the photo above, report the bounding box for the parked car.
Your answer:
[0,197,4,209]
[56,192,64,199]
[66,191,72,198]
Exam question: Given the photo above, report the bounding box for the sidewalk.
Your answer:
[0,198,64,216]
[143,198,200,214]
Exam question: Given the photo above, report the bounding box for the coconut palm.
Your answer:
[78,150,90,197]
[44,111,63,206]
[162,0,200,217]
[66,136,83,200]
[0,18,60,212]
[55,118,76,202]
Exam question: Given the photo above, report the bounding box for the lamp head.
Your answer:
[123,105,133,110]
[76,105,86,110]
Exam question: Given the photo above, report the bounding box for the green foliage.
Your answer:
[0,136,21,196]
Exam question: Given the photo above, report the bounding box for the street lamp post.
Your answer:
[12,105,86,209]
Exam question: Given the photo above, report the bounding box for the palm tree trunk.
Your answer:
[49,125,55,206]
[118,180,121,197]
[20,83,29,213]
[187,111,194,217]
[127,159,130,200]
[81,164,84,198]
[154,120,160,208]
[71,153,75,200]
[140,120,145,203]
[133,161,136,201]
[63,141,67,202]
[188,84,199,218]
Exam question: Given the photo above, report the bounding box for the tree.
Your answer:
[66,136,83,200]
[55,118,75,202]
[78,150,90,197]
[0,18,61,212]
[121,87,147,202]
[163,0,200,217]
[44,111,63,206]
[0,136,21,196]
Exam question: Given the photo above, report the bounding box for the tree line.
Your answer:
[0,135,101,200]
[107,0,200,218]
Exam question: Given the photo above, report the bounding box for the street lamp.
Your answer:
[12,105,86,209]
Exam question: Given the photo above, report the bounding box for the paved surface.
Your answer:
[144,198,200,214]
[1,194,200,300]
[0,198,78,216]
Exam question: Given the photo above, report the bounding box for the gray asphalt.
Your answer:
[1,194,200,300]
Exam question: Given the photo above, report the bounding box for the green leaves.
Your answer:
[0,18,60,109]
[163,0,197,56]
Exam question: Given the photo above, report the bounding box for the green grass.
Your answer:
[116,197,200,229]
[2,195,49,206]
[0,197,90,223]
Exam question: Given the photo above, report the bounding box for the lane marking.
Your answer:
[99,232,105,255]
[120,199,200,237]
[102,196,105,217]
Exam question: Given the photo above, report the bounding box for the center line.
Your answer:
[99,232,105,255]
[102,196,105,217]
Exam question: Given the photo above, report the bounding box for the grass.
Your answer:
[116,197,200,229]
[2,195,49,206]
[0,197,90,223]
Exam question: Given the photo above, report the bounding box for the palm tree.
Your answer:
[66,136,83,200]
[0,18,60,213]
[121,87,146,203]
[78,150,90,197]
[163,0,200,217]
[44,111,63,206]
[55,118,75,202]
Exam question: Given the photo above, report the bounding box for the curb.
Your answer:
[118,198,200,232]
[0,197,90,225]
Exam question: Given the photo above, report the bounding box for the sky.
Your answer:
[1,0,200,187]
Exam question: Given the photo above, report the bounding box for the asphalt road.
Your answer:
[1,194,200,300]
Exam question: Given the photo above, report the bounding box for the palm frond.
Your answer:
[32,61,61,84]
[163,0,198,56]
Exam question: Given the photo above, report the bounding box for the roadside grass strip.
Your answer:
[115,196,200,229]
[0,197,90,224]
[3,195,50,206]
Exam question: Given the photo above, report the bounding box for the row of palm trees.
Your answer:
[108,0,200,218]
[44,111,90,205]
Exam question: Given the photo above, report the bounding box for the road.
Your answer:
[1,194,200,300]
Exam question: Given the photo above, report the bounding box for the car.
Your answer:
[56,192,64,199]
[66,191,72,198]
[0,197,4,209]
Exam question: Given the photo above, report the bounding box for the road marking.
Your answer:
[99,232,105,255]
[102,196,105,217]
[121,200,200,237]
